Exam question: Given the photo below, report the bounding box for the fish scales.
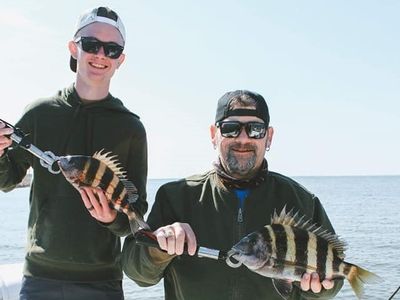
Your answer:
[316,232,328,279]
[98,165,114,191]
[58,149,150,234]
[306,230,318,272]
[84,156,127,208]
[273,224,288,274]
[231,206,381,299]
[84,156,101,183]
[92,159,107,187]
[293,226,309,277]
[267,224,331,280]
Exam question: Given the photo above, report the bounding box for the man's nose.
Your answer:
[96,46,106,57]
[236,126,249,141]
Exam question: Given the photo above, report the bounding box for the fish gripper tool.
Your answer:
[134,230,242,268]
[0,118,60,174]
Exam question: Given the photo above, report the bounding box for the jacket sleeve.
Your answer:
[292,196,344,299]
[100,212,131,237]
[122,184,177,285]
[122,235,174,286]
[0,116,32,192]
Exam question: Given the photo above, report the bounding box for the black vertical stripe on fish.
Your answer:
[293,227,309,276]
[260,227,273,256]
[98,167,114,191]
[265,226,277,261]
[316,237,328,279]
[111,180,125,203]
[332,248,342,275]
[272,224,287,273]
[85,158,100,185]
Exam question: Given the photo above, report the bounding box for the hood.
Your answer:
[58,84,139,118]
[57,84,139,155]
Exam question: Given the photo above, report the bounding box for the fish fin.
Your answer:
[272,279,293,300]
[121,179,139,204]
[346,263,382,299]
[271,206,347,258]
[92,149,126,179]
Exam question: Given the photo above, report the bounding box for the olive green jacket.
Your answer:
[0,85,147,281]
[122,170,343,299]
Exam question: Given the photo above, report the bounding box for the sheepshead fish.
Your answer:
[231,207,380,299]
[58,150,150,234]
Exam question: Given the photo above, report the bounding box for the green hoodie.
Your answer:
[0,85,148,281]
[122,171,343,299]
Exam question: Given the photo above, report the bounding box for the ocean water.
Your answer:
[0,176,399,300]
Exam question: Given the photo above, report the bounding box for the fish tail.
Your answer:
[346,263,382,299]
[127,213,150,235]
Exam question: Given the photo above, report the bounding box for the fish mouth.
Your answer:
[57,157,70,169]
[231,244,252,255]
[230,246,247,260]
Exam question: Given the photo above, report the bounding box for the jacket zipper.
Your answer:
[237,207,243,223]
[232,190,248,300]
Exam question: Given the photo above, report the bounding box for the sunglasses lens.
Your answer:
[80,39,101,54]
[219,122,241,138]
[246,123,266,139]
[104,44,124,59]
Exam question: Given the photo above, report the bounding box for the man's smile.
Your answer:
[89,61,108,69]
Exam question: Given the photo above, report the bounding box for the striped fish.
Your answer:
[231,207,380,299]
[58,150,150,234]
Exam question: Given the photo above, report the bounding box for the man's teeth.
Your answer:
[90,62,107,69]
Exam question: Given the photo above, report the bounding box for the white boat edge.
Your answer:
[0,263,23,300]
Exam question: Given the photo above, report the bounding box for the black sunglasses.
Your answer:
[216,121,267,139]
[74,36,124,59]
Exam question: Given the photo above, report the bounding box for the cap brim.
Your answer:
[70,56,77,72]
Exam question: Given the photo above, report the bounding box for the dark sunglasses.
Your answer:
[216,121,267,139]
[74,36,124,59]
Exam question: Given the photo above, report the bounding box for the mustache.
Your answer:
[228,142,257,152]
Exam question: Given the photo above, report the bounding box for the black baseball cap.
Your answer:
[69,6,126,72]
[215,90,270,125]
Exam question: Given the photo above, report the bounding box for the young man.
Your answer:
[0,7,147,300]
[122,90,343,299]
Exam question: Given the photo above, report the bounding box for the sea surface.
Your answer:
[0,176,399,300]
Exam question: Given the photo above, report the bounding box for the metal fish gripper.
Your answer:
[134,230,243,268]
[0,118,60,174]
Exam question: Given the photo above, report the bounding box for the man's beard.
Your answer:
[224,144,257,178]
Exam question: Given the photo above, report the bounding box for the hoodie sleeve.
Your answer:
[0,115,32,192]
[127,120,148,217]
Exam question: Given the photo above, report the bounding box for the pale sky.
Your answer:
[2,1,399,178]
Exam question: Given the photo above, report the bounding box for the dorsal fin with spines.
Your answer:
[270,205,347,258]
[92,149,127,179]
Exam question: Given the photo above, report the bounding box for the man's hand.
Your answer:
[153,223,197,256]
[0,121,13,157]
[79,187,117,223]
[300,272,334,293]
